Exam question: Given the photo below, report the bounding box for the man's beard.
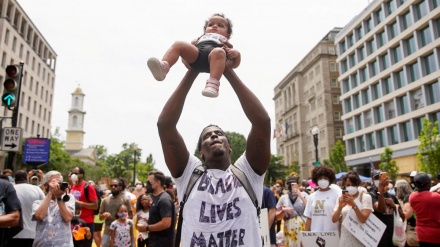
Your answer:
[111,190,120,196]
[212,148,225,158]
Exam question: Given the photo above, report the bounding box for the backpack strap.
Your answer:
[84,182,90,202]
[175,164,206,247]
[230,164,260,217]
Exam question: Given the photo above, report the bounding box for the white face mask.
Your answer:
[318,179,329,189]
[374,180,380,188]
[346,186,358,195]
[71,174,78,182]
[136,184,143,190]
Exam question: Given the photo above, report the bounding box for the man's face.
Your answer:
[71,167,83,180]
[109,180,121,194]
[148,175,160,192]
[199,126,230,161]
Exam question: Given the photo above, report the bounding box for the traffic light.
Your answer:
[2,65,21,108]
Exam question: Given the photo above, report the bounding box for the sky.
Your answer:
[17,0,370,176]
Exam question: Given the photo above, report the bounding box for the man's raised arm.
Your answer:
[223,67,271,175]
[157,70,199,178]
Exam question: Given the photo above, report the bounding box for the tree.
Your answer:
[264,154,285,186]
[323,140,347,173]
[379,147,399,180]
[417,118,440,178]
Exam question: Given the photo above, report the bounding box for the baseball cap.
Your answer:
[286,176,299,184]
[414,172,431,189]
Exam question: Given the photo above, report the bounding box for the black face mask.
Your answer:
[146,181,154,194]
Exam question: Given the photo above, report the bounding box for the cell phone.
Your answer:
[59,182,69,190]
[342,190,348,194]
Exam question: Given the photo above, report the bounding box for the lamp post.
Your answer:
[311,126,319,166]
[132,146,138,187]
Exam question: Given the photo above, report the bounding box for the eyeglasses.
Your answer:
[110,184,119,188]
[71,172,78,175]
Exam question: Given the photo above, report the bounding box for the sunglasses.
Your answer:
[110,184,119,188]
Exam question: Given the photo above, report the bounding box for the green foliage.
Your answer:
[379,147,399,180]
[417,118,440,177]
[325,140,347,173]
[265,154,286,186]
[287,160,301,177]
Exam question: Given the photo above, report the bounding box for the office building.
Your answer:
[0,0,57,168]
[274,28,344,179]
[335,0,440,175]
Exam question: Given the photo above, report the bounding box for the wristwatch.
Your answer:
[352,205,358,210]
[57,197,63,202]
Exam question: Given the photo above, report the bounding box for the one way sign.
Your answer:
[2,127,22,152]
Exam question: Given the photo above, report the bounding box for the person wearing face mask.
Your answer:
[71,202,92,247]
[70,167,98,247]
[276,174,308,247]
[99,179,132,247]
[133,182,145,198]
[332,171,373,247]
[304,165,341,232]
[369,170,404,247]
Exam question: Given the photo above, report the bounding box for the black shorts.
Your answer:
[189,41,222,73]
[94,222,103,232]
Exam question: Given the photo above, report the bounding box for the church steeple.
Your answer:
[65,86,86,151]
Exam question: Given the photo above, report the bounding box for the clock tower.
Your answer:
[65,86,86,151]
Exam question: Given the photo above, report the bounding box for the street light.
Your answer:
[132,146,138,187]
[311,126,320,166]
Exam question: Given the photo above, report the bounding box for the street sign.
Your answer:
[315,161,321,166]
[23,138,50,164]
[1,127,22,152]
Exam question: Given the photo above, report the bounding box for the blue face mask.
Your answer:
[7,176,13,182]
[119,213,126,218]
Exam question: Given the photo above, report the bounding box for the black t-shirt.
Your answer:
[148,191,175,247]
[370,189,399,247]
[0,179,22,247]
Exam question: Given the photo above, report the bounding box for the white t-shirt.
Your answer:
[197,33,228,45]
[175,153,264,247]
[304,187,341,231]
[13,183,45,238]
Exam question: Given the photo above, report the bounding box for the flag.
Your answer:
[278,125,285,137]
[370,157,375,174]
[285,121,291,135]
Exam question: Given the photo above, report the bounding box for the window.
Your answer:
[343,79,350,93]
[329,46,335,55]
[365,17,374,34]
[412,89,425,110]
[392,45,402,64]
[401,11,413,30]
[372,82,381,100]
[423,53,436,75]
[376,8,384,24]
[380,53,390,71]
[348,118,354,134]
[358,136,365,152]
[352,73,359,87]
[388,21,398,39]
[415,0,428,21]
[368,132,376,150]
[420,26,433,47]
[335,128,342,138]
[334,112,341,120]
[354,93,361,109]
[331,79,339,87]
[332,95,340,104]
[347,34,354,48]
[345,99,352,112]
[4,29,9,45]
[402,121,413,141]
[405,36,417,56]
[395,69,406,89]
[349,139,356,154]
[360,67,368,83]
[375,105,384,123]
[330,62,337,71]
[358,46,366,61]
[12,37,16,52]
[398,94,409,115]
[377,31,385,48]
[370,60,378,77]
[386,101,396,119]
[367,39,376,55]
[390,125,399,144]
[408,62,420,83]
[427,81,440,104]
[386,0,396,16]
[349,53,357,67]
[363,88,371,104]
[355,114,362,130]
[383,77,392,95]
[339,41,346,54]
[377,129,386,148]
[340,59,348,73]
[365,111,372,127]
[356,25,364,40]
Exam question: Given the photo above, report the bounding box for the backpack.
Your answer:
[174,164,260,247]
[84,182,103,215]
